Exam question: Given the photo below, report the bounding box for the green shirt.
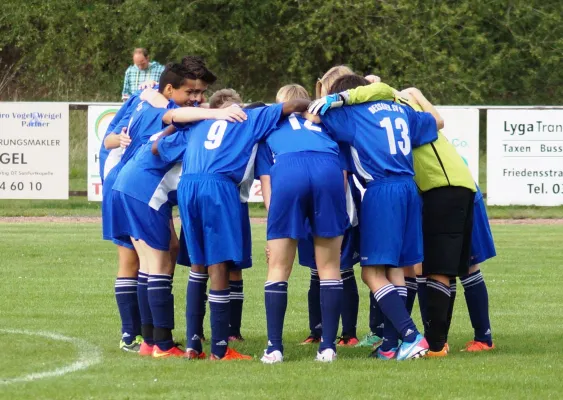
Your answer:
[346,83,476,193]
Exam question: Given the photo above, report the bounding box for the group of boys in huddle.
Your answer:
[100,56,496,362]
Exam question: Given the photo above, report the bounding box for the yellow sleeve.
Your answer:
[346,82,396,104]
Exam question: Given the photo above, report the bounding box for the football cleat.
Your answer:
[184,348,207,360]
[445,343,450,353]
[300,335,321,345]
[356,332,383,348]
[209,347,252,361]
[139,341,154,356]
[370,346,397,360]
[463,340,496,352]
[119,335,143,353]
[228,334,245,342]
[315,348,337,363]
[260,349,284,364]
[152,344,185,358]
[396,334,429,360]
[426,345,448,358]
[337,336,360,347]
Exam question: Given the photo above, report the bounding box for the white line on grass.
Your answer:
[0,329,102,385]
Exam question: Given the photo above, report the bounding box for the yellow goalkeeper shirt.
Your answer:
[345,83,476,193]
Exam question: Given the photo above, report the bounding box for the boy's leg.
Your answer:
[414,263,428,329]
[403,265,418,315]
[115,244,141,351]
[306,269,322,342]
[186,264,208,356]
[228,269,244,340]
[339,267,359,344]
[461,264,494,350]
[314,235,343,360]
[262,238,296,363]
[208,262,231,359]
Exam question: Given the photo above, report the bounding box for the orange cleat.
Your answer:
[209,347,252,361]
[152,345,185,358]
[185,349,207,360]
[445,343,450,353]
[425,345,448,358]
[300,335,321,345]
[463,341,496,352]
[139,342,154,356]
[337,336,360,347]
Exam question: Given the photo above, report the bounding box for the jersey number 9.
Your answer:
[380,117,411,156]
[204,120,228,150]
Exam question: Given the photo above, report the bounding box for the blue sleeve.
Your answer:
[255,142,274,178]
[338,143,352,172]
[157,131,188,164]
[320,108,355,143]
[406,108,438,148]
[250,104,285,141]
[113,96,143,134]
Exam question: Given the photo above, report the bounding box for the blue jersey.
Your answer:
[158,104,284,185]
[99,94,143,181]
[321,100,437,183]
[119,100,176,166]
[266,114,338,158]
[113,136,182,214]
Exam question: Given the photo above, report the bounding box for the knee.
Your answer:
[229,269,242,281]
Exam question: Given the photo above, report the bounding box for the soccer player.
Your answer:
[102,62,217,352]
[256,84,348,364]
[316,80,477,357]
[309,74,443,360]
[154,92,311,361]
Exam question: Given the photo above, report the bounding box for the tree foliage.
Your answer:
[0,0,561,104]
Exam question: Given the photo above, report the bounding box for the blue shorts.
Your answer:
[177,202,252,270]
[111,191,172,251]
[267,152,348,240]
[471,196,496,265]
[178,174,242,267]
[101,163,122,242]
[298,224,360,270]
[360,177,423,267]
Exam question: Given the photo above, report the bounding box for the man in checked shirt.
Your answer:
[122,48,165,101]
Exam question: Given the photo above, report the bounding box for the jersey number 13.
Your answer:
[380,117,411,156]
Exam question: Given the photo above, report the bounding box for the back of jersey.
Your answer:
[322,100,437,183]
[181,104,284,184]
[266,114,338,157]
[121,100,174,164]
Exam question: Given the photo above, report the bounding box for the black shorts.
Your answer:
[422,186,475,277]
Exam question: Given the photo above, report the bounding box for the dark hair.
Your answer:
[158,63,192,92]
[329,74,370,94]
[244,101,266,110]
[181,55,217,85]
[133,48,149,58]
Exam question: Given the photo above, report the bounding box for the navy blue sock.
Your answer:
[137,272,154,345]
[209,288,230,358]
[148,274,175,351]
[369,291,384,337]
[375,284,419,344]
[186,271,208,352]
[405,277,418,315]
[341,269,359,338]
[115,277,141,344]
[416,275,428,330]
[265,281,288,354]
[461,271,493,345]
[319,279,343,352]
[426,278,451,352]
[229,280,244,337]
[308,270,322,337]
[380,286,407,351]
[446,278,457,342]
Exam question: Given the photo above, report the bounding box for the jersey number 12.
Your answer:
[380,117,411,156]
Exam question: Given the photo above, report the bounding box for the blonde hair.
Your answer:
[209,88,243,109]
[316,65,354,98]
[276,84,310,103]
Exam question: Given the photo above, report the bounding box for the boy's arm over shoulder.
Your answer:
[344,82,396,105]
[319,107,354,144]
[154,130,188,163]
[404,106,439,148]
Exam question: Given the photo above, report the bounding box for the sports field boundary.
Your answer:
[0,216,562,225]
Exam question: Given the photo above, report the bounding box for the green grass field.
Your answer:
[1,222,562,399]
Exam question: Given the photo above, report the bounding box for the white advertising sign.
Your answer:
[487,110,563,206]
[0,102,69,199]
[88,106,121,201]
[247,106,479,202]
